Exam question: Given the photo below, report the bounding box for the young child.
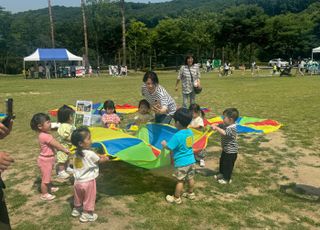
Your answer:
[56,105,75,179]
[30,113,70,201]
[133,99,154,125]
[100,100,121,128]
[70,127,109,222]
[188,103,206,167]
[161,108,195,204]
[211,108,239,184]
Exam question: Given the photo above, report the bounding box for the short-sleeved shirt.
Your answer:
[218,123,238,154]
[38,132,55,156]
[189,116,204,128]
[73,149,100,183]
[178,65,200,94]
[141,84,177,115]
[101,113,121,128]
[57,123,74,148]
[167,129,195,167]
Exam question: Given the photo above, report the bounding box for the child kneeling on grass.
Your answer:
[161,108,196,204]
[71,127,109,222]
[211,108,239,184]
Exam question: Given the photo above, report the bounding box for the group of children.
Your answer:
[30,99,240,222]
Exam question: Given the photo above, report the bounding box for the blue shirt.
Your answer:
[167,129,195,167]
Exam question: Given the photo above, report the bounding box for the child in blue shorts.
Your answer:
[161,108,196,204]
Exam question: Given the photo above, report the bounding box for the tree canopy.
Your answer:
[0,0,319,73]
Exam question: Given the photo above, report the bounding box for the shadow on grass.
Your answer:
[280,183,320,202]
[96,161,175,196]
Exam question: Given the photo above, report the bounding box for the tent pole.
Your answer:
[23,61,26,79]
[54,60,57,78]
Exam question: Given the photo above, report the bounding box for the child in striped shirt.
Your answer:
[211,108,239,184]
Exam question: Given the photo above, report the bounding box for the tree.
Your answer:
[81,0,89,69]
[120,0,126,66]
[48,0,55,48]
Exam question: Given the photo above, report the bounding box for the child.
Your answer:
[133,99,154,125]
[188,103,206,167]
[30,113,70,201]
[161,108,195,204]
[211,108,239,184]
[70,127,109,222]
[56,105,75,179]
[100,100,121,128]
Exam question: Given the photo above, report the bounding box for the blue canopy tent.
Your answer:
[23,48,83,78]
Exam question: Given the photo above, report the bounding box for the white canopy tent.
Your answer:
[312,46,320,60]
[23,48,83,78]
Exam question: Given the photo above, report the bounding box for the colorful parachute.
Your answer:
[49,103,138,116]
[205,116,282,134]
[90,123,213,169]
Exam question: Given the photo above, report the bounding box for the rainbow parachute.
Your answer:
[49,103,138,116]
[205,116,281,134]
[90,123,213,169]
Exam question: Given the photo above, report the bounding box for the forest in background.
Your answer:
[0,0,319,73]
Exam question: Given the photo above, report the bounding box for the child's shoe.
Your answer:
[40,193,56,201]
[199,159,205,167]
[79,212,98,222]
[165,195,182,204]
[50,187,59,193]
[57,170,70,179]
[218,179,232,184]
[214,173,223,180]
[182,192,196,200]
[71,208,81,217]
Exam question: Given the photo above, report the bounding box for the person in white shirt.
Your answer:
[71,127,109,223]
[188,103,206,167]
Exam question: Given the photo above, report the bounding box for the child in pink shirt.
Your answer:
[30,113,70,201]
[100,100,121,128]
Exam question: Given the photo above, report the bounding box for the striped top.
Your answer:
[178,64,200,94]
[141,84,177,115]
[219,123,238,154]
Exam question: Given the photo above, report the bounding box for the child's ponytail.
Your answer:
[71,126,90,158]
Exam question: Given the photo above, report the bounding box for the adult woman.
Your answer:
[141,71,176,124]
[175,55,201,108]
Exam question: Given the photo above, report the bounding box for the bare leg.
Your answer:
[188,178,195,193]
[41,183,48,195]
[174,180,184,198]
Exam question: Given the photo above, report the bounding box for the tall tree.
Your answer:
[120,0,126,66]
[48,0,55,48]
[81,0,89,69]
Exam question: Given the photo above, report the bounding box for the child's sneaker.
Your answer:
[71,208,81,217]
[50,187,59,193]
[79,213,98,222]
[182,192,196,200]
[40,193,56,201]
[214,173,223,180]
[57,170,70,179]
[165,195,182,204]
[218,179,232,184]
[199,159,205,167]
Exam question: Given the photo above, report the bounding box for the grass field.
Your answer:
[0,70,320,229]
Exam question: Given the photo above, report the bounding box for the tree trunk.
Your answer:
[48,0,55,48]
[120,0,126,66]
[81,0,89,71]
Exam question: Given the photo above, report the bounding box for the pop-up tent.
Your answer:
[24,48,83,61]
[23,48,83,78]
[312,46,320,60]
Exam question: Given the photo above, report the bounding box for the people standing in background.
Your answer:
[175,54,201,108]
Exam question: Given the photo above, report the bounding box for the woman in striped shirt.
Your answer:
[175,54,201,108]
[141,71,177,124]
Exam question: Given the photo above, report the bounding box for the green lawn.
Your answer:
[0,70,320,229]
